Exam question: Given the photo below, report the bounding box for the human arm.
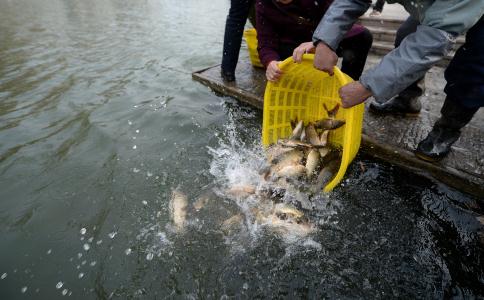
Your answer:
[311,0,371,73]
[255,0,281,68]
[359,1,484,102]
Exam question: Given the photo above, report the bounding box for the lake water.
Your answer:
[0,0,483,298]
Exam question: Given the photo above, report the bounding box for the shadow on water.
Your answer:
[0,0,482,299]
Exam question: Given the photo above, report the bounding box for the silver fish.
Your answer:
[290,120,304,140]
[305,149,320,177]
[305,123,321,146]
[170,190,188,231]
[276,164,306,178]
[312,159,340,193]
[320,130,329,146]
[227,184,256,198]
[221,214,244,234]
[278,139,325,149]
[314,118,346,130]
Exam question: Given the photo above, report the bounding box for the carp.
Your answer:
[170,190,188,231]
[314,118,346,130]
[305,149,321,177]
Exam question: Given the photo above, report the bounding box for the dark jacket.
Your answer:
[256,0,365,67]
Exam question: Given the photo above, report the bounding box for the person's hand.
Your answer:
[339,81,373,108]
[313,42,338,75]
[292,42,315,63]
[266,61,283,82]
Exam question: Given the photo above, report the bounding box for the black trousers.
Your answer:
[221,0,255,74]
[278,28,373,80]
[444,16,484,109]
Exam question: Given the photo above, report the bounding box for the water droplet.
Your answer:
[1,273,7,279]
[80,228,87,235]
[96,240,102,245]
[47,249,52,255]
[128,121,132,125]
[133,168,140,173]
[83,244,90,251]
[77,253,82,259]
[90,261,97,267]
[56,282,63,289]
[132,145,137,150]
[147,171,153,177]
[21,286,28,293]
[142,200,148,205]
[136,129,140,133]
[125,248,132,255]
[78,273,84,279]
[243,283,249,290]
[62,289,68,296]
[108,232,117,239]
[81,260,87,265]
[146,253,154,261]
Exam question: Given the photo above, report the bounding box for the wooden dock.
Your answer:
[193,51,483,199]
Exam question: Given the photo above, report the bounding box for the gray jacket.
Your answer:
[312,0,484,101]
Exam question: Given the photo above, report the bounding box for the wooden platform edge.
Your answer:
[192,70,263,110]
[192,68,484,198]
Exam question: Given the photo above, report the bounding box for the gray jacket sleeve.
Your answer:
[312,0,371,51]
[360,25,456,101]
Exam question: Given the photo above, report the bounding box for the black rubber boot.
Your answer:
[369,78,424,117]
[415,97,478,162]
[369,95,422,116]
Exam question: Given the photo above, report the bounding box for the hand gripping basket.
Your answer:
[243,28,263,68]
[262,54,364,192]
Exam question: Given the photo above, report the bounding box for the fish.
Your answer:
[193,193,211,211]
[311,159,340,193]
[276,164,306,178]
[319,130,329,146]
[324,103,340,118]
[305,123,321,146]
[314,118,346,130]
[290,120,304,140]
[305,149,320,177]
[278,139,325,149]
[227,184,256,198]
[257,212,314,237]
[273,203,304,220]
[318,147,331,158]
[272,149,304,166]
[221,214,244,234]
[170,190,188,231]
[266,144,294,163]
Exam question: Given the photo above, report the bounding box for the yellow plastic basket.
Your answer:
[243,28,264,68]
[262,54,364,192]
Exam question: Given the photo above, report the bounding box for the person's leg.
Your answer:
[221,0,254,81]
[373,0,385,12]
[416,17,483,161]
[370,16,426,116]
[337,28,373,80]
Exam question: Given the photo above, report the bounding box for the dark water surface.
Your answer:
[0,0,483,299]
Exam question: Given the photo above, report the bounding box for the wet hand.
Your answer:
[292,42,315,63]
[266,61,283,82]
[339,81,373,108]
[313,42,337,76]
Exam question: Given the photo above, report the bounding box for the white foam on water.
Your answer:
[206,108,341,253]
